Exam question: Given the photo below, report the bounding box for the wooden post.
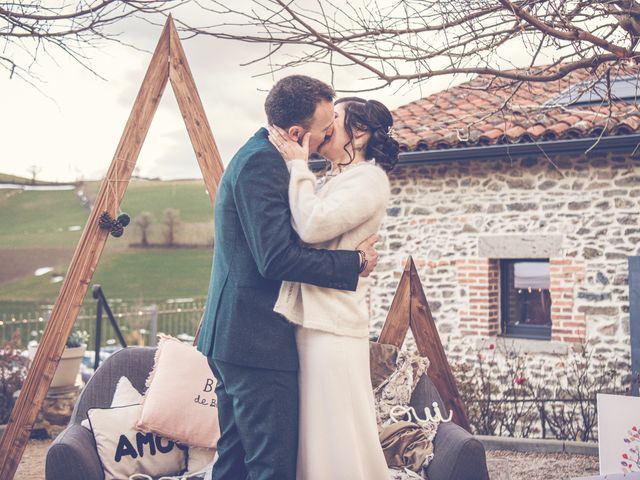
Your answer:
[378,256,471,431]
[0,16,224,479]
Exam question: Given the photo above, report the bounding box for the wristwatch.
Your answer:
[357,249,368,274]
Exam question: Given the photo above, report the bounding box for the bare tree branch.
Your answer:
[1,0,185,81]
[173,0,640,88]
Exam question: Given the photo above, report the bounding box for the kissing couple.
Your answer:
[197,74,400,480]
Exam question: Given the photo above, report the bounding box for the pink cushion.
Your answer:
[136,335,220,448]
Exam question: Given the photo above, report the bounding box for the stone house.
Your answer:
[366,65,640,392]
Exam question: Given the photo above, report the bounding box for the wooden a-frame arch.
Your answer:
[0,16,224,479]
[379,257,471,431]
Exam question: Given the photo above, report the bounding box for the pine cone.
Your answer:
[117,213,131,227]
[110,223,124,238]
[99,211,114,230]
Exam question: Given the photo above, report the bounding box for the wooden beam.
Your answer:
[0,16,224,478]
[167,19,224,204]
[407,258,471,431]
[378,256,471,431]
[378,259,411,348]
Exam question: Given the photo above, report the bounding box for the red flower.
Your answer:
[623,454,629,459]
[514,377,526,385]
[489,344,495,350]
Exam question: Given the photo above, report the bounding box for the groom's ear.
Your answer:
[287,126,301,142]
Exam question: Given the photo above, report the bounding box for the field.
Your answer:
[0,177,215,317]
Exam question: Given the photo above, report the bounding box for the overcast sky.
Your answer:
[0,3,546,182]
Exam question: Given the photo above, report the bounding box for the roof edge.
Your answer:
[396,134,640,165]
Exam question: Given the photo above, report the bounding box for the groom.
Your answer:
[197,75,380,480]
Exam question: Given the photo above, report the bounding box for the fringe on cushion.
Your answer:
[141,334,178,399]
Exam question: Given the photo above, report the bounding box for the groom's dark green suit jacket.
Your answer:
[197,128,361,371]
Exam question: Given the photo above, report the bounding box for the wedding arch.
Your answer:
[0,16,224,478]
[0,16,468,479]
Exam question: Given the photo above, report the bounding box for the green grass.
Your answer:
[1,177,216,310]
[0,179,213,249]
[0,189,88,248]
[0,248,213,303]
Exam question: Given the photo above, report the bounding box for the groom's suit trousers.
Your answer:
[208,357,298,480]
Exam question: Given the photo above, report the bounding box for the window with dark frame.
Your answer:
[500,259,552,340]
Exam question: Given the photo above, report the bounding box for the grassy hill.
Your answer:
[0,188,88,248]
[0,178,214,310]
[0,178,213,248]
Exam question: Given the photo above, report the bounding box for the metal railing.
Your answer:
[0,295,206,351]
[465,397,599,441]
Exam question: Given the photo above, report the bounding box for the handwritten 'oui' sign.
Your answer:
[389,402,453,425]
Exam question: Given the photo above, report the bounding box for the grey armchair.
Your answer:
[46,346,488,480]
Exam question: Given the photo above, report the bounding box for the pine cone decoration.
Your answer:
[117,213,131,227]
[110,223,124,238]
[99,211,115,230]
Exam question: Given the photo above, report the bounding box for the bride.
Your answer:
[269,96,400,480]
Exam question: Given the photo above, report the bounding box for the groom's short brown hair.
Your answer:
[265,75,335,129]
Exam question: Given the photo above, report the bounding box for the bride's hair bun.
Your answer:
[335,97,399,172]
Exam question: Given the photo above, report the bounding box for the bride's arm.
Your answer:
[287,159,390,244]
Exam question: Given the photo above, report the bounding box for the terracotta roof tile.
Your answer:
[505,125,526,139]
[392,63,640,150]
[526,124,546,137]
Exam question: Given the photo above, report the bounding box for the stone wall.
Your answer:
[368,150,638,385]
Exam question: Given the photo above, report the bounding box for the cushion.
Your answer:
[136,335,220,449]
[186,447,217,476]
[82,375,214,475]
[87,404,187,480]
[81,376,143,430]
[369,341,399,389]
[379,420,434,472]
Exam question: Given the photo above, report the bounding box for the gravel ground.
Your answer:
[14,439,50,480]
[14,440,600,480]
[487,450,599,480]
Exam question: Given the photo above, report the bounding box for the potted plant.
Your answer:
[29,327,89,388]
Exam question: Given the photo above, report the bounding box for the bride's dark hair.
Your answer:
[334,97,400,172]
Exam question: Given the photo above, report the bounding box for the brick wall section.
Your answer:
[457,258,500,337]
[550,257,586,343]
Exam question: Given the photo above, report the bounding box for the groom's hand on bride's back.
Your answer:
[357,234,379,277]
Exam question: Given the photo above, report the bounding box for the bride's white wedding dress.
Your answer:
[295,327,389,480]
[274,159,391,480]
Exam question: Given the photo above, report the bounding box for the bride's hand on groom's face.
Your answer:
[268,125,310,162]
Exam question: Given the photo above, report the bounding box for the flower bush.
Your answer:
[451,341,628,441]
[0,332,31,424]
